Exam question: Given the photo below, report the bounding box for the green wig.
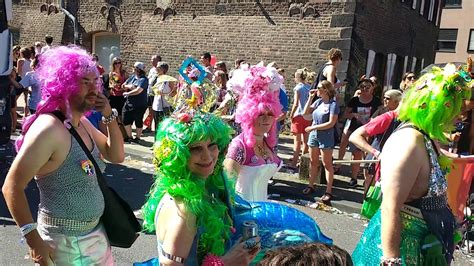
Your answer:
[399,63,472,143]
[142,112,234,257]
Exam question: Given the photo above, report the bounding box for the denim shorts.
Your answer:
[308,129,334,149]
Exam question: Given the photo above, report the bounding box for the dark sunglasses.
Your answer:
[114,61,122,65]
[407,76,415,80]
[384,96,391,100]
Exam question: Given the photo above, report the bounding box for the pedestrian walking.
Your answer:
[2,46,124,265]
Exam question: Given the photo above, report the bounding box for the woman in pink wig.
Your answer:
[224,63,283,201]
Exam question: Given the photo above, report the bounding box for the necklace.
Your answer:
[255,143,270,160]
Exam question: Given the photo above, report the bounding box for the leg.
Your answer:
[337,131,350,160]
[302,132,309,154]
[321,149,334,194]
[10,107,17,133]
[308,146,321,189]
[291,133,302,168]
[134,108,146,140]
[350,150,363,185]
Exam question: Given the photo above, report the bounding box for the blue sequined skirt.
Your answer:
[352,210,429,265]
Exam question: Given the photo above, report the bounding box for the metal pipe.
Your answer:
[59,0,78,44]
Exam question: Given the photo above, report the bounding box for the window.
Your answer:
[437,29,458,52]
[468,29,474,52]
[412,0,418,9]
[445,0,462,8]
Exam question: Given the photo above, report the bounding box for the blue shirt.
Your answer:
[19,71,41,110]
[311,98,339,126]
[124,75,148,110]
[293,83,310,117]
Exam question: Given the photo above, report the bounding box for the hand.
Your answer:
[452,132,461,142]
[305,126,315,133]
[94,93,112,117]
[123,92,129,97]
[27,233,54,266]
[221,237,261,266]
[309,89,317,97]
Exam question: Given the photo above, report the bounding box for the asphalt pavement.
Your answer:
[1,110,473,264]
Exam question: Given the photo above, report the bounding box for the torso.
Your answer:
[36,115,97,176]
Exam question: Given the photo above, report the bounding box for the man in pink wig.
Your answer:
[2,46,124,265]
[224,63,283,201]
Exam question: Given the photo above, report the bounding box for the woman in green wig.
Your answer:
[142,108,260,265]
[352,63,472,266]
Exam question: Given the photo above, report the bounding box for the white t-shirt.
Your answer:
[40,45,51,54]
[152,82,171,111]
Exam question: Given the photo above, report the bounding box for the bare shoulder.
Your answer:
[383,126,425,155]
[23,114,68,144]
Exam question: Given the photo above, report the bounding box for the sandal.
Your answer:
[302,186,316,195]
[320,192,333,205]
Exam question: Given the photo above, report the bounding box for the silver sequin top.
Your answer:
[423,135,448,197]
[35,135,106,230]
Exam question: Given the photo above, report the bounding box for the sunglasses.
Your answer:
[360,85,371,90]
[114,62,122,65]
[384,96,391,100]
[407,76,415,80]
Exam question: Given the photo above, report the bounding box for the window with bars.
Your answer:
[437,29,458,52]
[468,29,474,52]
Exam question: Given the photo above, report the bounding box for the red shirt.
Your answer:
[364,110,398,136]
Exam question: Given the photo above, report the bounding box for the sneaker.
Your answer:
[143,127,152,133]
[348,178,358,188]
[124,137,132,144]
[131,137,141,144]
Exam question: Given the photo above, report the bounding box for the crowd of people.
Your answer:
[1,40,473,265]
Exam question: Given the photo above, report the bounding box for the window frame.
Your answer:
[468,29,474,52]
[444,0,462,8]
[436,28,458,53]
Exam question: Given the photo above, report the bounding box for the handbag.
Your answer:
[360,181,382,219]
[51,111,141,248]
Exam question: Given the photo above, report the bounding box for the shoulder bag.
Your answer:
[51,111,141,248]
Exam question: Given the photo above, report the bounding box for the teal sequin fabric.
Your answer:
[352,210,429,265]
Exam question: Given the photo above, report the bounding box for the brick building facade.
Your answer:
[9,0,442,99]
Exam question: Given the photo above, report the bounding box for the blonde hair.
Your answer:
[319,80,336,99]
[295,68,309,82]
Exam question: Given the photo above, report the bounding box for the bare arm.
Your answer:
[224,158,242,179]
[311,114,338,131]
[380,129,424,258]
[17,59,24,77]
[158,200,197,265]
[2,116,59,260]
[349,126,378,156]
[303,90,316,116]
[124,86,144,96]
[289,89,300,119]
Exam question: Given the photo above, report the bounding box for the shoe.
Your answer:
[348,178,358,188]
[320,192,333,206]
[124,137,132,143]
[131,137,141,144]
[302,186,316,195]
[143,128,152,133]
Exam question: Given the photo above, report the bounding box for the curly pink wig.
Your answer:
[232,63,283,148]
[16,46,100,151]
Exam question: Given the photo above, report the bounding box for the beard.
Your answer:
[71,93,96,113]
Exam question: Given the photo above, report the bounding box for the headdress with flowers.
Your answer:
[229,62,284,148]
[399,61,472,144]
[142,58,234,260]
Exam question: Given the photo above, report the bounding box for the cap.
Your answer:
[134,62,145,71]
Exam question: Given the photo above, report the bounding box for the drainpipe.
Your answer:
[59,0,78,44]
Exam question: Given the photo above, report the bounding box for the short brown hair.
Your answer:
[258,242,353,266]
[319,80,337,98]
[328,48,343,61]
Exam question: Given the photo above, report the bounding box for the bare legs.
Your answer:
[290,132,309,168]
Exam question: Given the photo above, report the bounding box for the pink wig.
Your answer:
[231,63,283,148]
[16,46,100,151]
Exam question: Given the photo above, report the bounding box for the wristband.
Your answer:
[20,223,37,237]
[371,148,381,158]
[102,108,118,124]
[380,257,402,265]
[202,254,224,266]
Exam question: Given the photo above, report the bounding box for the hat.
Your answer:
[134,62,145,71]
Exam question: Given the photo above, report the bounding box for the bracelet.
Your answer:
[380,257,402,265]
[101,108,118,124]
[371,148,381,158]
[20,223,37,237]
[202,254,224,266]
